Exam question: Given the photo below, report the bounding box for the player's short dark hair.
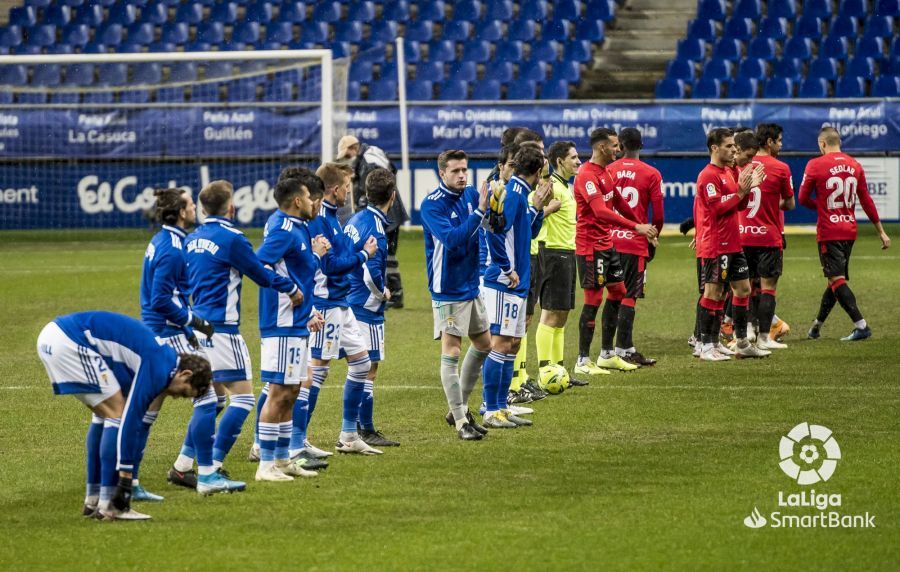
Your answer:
[548,140,576,170]
[513,145,545,177]
[732,126,753,134]
[500,127,525,147]
[316,162,352,190]
[498,144,518,166]
[819,126,841,146]
[198,180,233,217]
[618,128,643,152]
[589,127,617,147]
[273,174,310,208]
[152,187,189,225]
[734,131,759,151]
[513,128,542,145]
[366,168,396,206]
[756,123,783,148]
[437,149,467,172]
[706,127,734,151]
[176,353,212,396]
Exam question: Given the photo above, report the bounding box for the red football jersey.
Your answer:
[608,158,665,257]
[574,161,637,255]
[798,152,880,242]
[739,154,794,248]
[694,163,747,257]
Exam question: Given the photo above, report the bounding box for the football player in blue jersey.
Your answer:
[254,170,331,481]
[36,311,212,520]
[420,150,492,441]
[140,188,244,496]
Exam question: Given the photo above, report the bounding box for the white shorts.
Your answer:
[310,306,368,360]
[161,332,202,355]
[37,322,121,408]
[482,286,527,338]
[432,297,490,340]
[260,336,309,385]
[195,331,252,383]
[358,321,385,363]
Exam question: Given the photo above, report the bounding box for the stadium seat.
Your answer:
[712,38,743,61]
[439,79,467,99]
[828,16,858,39]
[489,60,514,82]
[506,80,537,99]
[0,92,10,105]
[147,41,175,53]
[127,23,155,45]
[63,63,93,86]
[495,40,523,62]
[162,23,189,45]
[576,18,605,42]
[27,25,57,47]
[405,20,433,43]
[767,0,796,20]
[476,20,503,41]
[798,77,829,97]
[508,20,536,42]
[418,1,446,21]
[530,39,560,62]
[666,58,696,81]
[822,36,849,61]
[486,0,513,20]
[702,57,733,81]
[875,0,900,15]
[347,0,375,21]
[175,3,203,24]
[266,22,295,45]
[763,77,793,97]
[229,80,259,103]
[518,59,546,81]
[169,62,196,83]
[382,0,409,21]
[655,78,685,98]
[11,44,41,54]
[871,75,900,96]
[97,63,127,85]
[772,57,802,81]
[443,21,472,41]
[47,44,74,54]
[693,77,722,98]
[520,0,549,20]
[863,16,895,40]
[73,5,103,26]
[856,37,886,62]
[63,24,89,47]
[472,79,501,100]
[728,77,758,98]
[0,26,23,48]
[406,79,433,100]
[586,0,616,22]
[32,64,61,86]
[676,38,705,62]
[686,18,717,42]
[398,40,419,63]
[462,40,491,62]
[838,0,867,19]
[133,63,162,85]
[550,60,581,82]
[120,90,150,104]
[836,75,865,97]
[139,2,167,25]
[801,0,831,19]
[51,92,80,104]
[18,92,47,104]
[191,83,220,102]
[83,92,114,105]
[379,61,398,81]
[347,81,362,101]
[845,56,875,80]
[154,86,184,103]
[454,0,482,21]
[92,24,120,47]
[783,37,813,61]
[723,17,753,42]
[312,2,341,22]
[697,0,726,21]
[428,40,456,62]
[794,16,823,40]
[737,57,767,81]
[301,22,329,43]
[44,5,71,26]
[448,61,477,82]
[233,22,260,45]
[280,2,306,22]
[371,21,398,44]
[197,22,225,44]
[335,22,363,43]
[564,40,592,62]
[555,0,582,20]
[542,19,571,42]
[748,37,776,61]
[732,0,761,20]
[210,3,238,23]
[415,61,443,82]
[9,7,37,28]
[758,17,788,40]
[108,4,136,26]
[263,81,293,102]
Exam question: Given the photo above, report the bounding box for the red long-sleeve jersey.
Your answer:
[574,160,639,255]
[694,163,749,257]
[739,154,794,248]
[798,152,880,242]
[608,157,665,257]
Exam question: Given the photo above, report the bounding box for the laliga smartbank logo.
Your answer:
[743,422,876,530]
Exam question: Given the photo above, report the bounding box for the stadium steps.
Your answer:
[579,0,695,98]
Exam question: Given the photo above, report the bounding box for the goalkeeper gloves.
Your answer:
[487,179,507,234]
[112,476,133,512]
[190,315,215,337]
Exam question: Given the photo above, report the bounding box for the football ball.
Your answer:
[539,364,567,395]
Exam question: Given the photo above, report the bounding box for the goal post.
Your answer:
[0,50,348,230]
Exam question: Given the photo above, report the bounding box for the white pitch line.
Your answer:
[784,256,898,261]
[4,384,891,392]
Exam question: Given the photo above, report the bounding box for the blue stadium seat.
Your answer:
[83,92,114,105]
[763,77,793,97]
[44,4,71,26]
[748,37,776,61]
[822,36,849,60]
[439,79,467,99]
[47,43,74,54]
[197,22,225,44]
[25,0,52,7]
[872,75,900,96]
[828,16,858,39]
[266,22,294,45]
[698,0,726,22]
[116,40,143,53]
[564,40,592,62]
[767,0,796,20]
[732,0,761,20]
[586,0,616,22]
[127,23,154,45]
[140,2,167,25]
[454,0,482,21]
[11,44,41,54]
[428,40,456,62]
[728,77,758,98]
[405,20,433,42]
[550,60,580,82]
[312,2,341,22]
[449,61,477,81]
[347,81,362,101]
[134,63,162,84]
[233,22,260,44]
[838,0,867,19]
[472,78,501,100]
[856,37,886,62]
[18,92,47,104]
[476,20,503,41]
[540,79,570,99]
[666,58,696,81]
[349,61,373,82]
[399,40,419,63]
[263,81,293,102]
[702,57,733,80]
[335,21,363,43]
[379,61,398,81]
[51,92,80,104]
[32,64,61,86]
[798,77,828,97]
[97,63,127,85]
[63,24,89,47]
[655,78,685,98]
[486,0,513,20]
[845,56,875,79]
[108,4,136,26]
[772,57,802,80]
[686,18,717,42]
[94,23,121,46]
[120,90,149,104]
[229,80,259,103]
[737,57,767,81]
[154,86,183,103]
[371,21,398,43]
[508,20,535,41]
[443,21,471,41]
[0,92,11,105]
[794,16,823,40]
[875,0,899,15]
[210,3,238,23]
[463,40,491,62]
[191,83,219,102]
[836,75,865,97]
[280,2,306,22]
[169,62,196,82]
[0,26,22,48]
[863,15,895,40]
[348,1,376,22]
[162,23,189,45]
[542,19,571,41]
[495,40,523,62]
[9,6,36,28]
[301,22,329,43]
[175,3,203,24]
[712,38,743,61]
[418,1,446,21]
[519,59,546,81]
[784,37,813,60]
[74,5,103,26]
[555,0,582,19]
[205,61,232,79]
[27,25,57,47]
[803,0,832,19]
[330,41,354,59]
[242,2,272,24]
[758,17,788,40]
[676,38,705,61]
[576,18,605,42]
[723,17,753,42]
[64,63,94,86]
[531,39,560,61]
[383,1,409,21]
[693,77,722,98]
[407,79,434,100]
[506,80,536,99]
[520,0,548,20]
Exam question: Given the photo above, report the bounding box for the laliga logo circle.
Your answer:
[779,422,842,485]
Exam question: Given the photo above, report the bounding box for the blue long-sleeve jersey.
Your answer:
[257,210,320,338]
[185,217,298,334]
[308,200,369,310]
[140,225,193,337]
[483,175,545,298]
[345,206,389,324]
[54,311,179,472]
[420,181,486,302]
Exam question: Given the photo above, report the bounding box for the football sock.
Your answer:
[481,351,505,413]
[212,393,254,464]
[536,322,554,367]
[831,279,865,324]
[341,355,370,433]
[258,421,278,465]
[132,410,158,480]
[460,346,488,405]
[578,304,599,358]
[254,383,269,447]
[275,421,291,463]
[85,415,103,500]
[99,418,120,503]
[699,296,718,345]
[723,295,733,321]
[733,295,750,340]
[757,289,777,339]
[289,387,310,457]
[359,380,375,431]
[600,299,621,352]
[510,334,527,391]
[816,287,838,324]
[440,354,466,423]
[693,297,703,340]
[307,365,328,425]
[552,325,565,365]
[188,387,217,474]
[500,352,516,408]
[616,298,636,352]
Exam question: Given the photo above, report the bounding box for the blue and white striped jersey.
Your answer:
[140,225,193,337]
[420,182,486,302]
[308,200,369,310]
[54,311,178,472]
[345,206,389,324]
[256,210,320,338]
[185,217,298,334]
[482,175,545,298]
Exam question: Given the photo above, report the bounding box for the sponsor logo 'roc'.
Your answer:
[778,422,841,485]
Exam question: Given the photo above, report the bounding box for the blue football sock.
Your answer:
[499,353,517,409]
[275,421,291,461]
[213,394,254,464]
[359,380,375,431]
[100,418,120,500]
[307,365,328,425]
[131,410,158,480]
[258,421,278,462]
[254,383,269,447]
[289,387,310,454]
[85,415,103,498]
[482,351,505,413]
[189,389,217,472]
[341,355,370,433]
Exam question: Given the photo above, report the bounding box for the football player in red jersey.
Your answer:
[573,128,658,373]
[694,128,767,361]
[608,127,664,366]
[799,126,891,341]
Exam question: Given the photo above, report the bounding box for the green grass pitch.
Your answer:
[0,226,898,570]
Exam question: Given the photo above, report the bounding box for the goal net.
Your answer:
[0,50,349,229]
